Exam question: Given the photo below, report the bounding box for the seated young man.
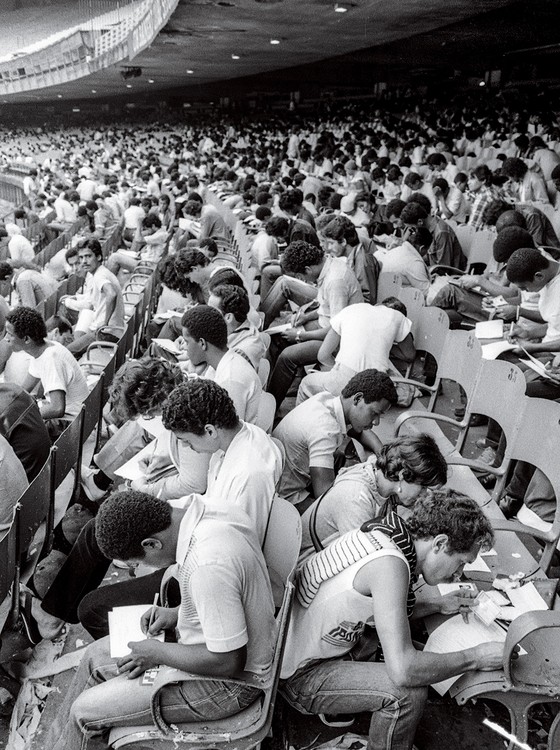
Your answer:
[281,491,503,750]
[207,283,267,369]
[297,297,414,404]
[400,200,466,270]
[431,226,531,326]
[0,261,57,308]
[267,240,363,407]
[106,213,169,279]
[60,239,125,357]
[321,216,378,302]
[179,305,262,424]
[273,369,397,508]
[5,307,89,438]
[46,488,276,750]
[300,433,448,555]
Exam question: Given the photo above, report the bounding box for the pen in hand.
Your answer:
[147,593,159,637]
[461,610,470,624]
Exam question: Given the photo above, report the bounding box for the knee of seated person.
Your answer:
[78,591,109,639]
[431,284,455,307]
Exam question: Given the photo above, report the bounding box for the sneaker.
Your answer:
[319,714,355,728]
[80,465,107,502]
[479,446,497,466]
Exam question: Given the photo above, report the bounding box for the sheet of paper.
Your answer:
[425,614,507,695]
[113,439,157,481]
[475,320,504,340]
[463,554,491,573]
[108,604,164,658]
[136,415,168,442]
[153,310,183,321]
[265,323,291,335]
[520,359,560,384]
[507,582,548,613]
[152,338,182,355]
[481,341,517,360]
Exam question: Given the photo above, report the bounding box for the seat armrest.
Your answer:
[503,610,560,686]
[395,409,465,435]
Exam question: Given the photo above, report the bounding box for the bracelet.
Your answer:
[296,328,304,343]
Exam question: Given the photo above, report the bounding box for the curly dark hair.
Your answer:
[506,247,548,284]
[109,357,183,420]
[210,284,249,324]
[95,490,172,561]
[493,227,535,263]
[158,256,199,298]
[6,306,46,345]
[406,489,494,553]
[142,213,162,230]
[162,379,238,435]
[0,261,13,281]
[176,249,209,274]
[282,240,324,276]
[377,434,447,487]
[341,369,398,405]
[501,157,528,181]
[322,215,359,246]
[400,202,428,225]
[181,305,227,349]
[208,266,245,292]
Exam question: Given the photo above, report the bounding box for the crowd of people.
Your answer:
[0,89,559,749]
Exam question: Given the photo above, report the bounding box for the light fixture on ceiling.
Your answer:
[231,54,240,60]
[334,4,348,12]
[270,38,280,45]
[479,81,486,87]
[57,94,62,98]
[187,69,194,74]
[148,79,154,83]
[91,89,97,93]
[126,84,132,88]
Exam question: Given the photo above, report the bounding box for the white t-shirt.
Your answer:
[539,269,560,343]
[173,497,276,680]
[202,421,283,543]
[374,242,430,296]
[8,235,34,264]
[273,392,347,506]
[330,303,412,374]
[84,266,125,331]
[28,341,89,419]
[213,349,262,425]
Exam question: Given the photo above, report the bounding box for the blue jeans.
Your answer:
[48,637,261,750]
[282,658,427,750]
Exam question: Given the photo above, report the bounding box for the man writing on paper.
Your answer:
[281,491,504,750]
[46,488,275,750]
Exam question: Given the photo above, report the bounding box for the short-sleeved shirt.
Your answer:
[374,242,430,296]
[28,341,89,420]
[213,349,262,425]
[8,235,34,264]
[86,265,125,331]
[173,497,276,682]
[300,457,384,555]
[273,392,347,505]
[330,303,412,374]
[316,256,363,327]
[539,268,560,343]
